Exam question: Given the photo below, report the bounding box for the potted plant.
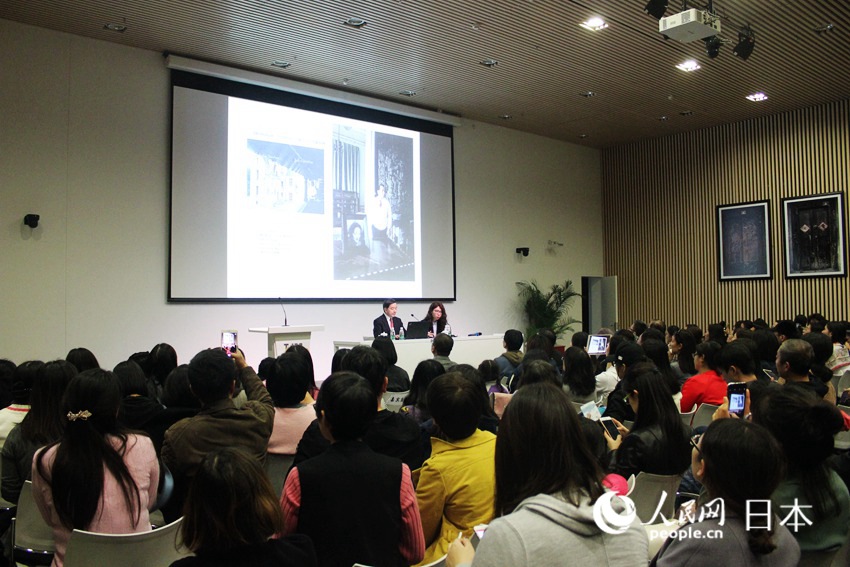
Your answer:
[515,280,581,340]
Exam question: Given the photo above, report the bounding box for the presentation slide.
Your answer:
[169,71,455,301]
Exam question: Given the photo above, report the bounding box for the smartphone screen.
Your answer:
[221,330,238,355]
[727,382,747,418]
[600,417,619,440]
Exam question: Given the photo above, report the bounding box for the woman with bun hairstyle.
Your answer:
[33,369,159,567]
[171,448,316,567]
[653,419,800,566]
[756,387,850,552]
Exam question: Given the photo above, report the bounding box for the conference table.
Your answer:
[333,334,504,375]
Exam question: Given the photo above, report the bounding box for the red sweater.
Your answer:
[680,370,726,413]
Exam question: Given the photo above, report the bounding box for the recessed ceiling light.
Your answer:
[658,115,668,121]
[814,23,835,33]
[580,17,609,31]
[399,90,416,97]
[343,17,367,28]
[746,92,768,101]
[271,61,291,69]
[499,114,512,120]
[103,23,127,33]
[579,134,588,139]
[679,110,693,116]
[480,59,498,68]
[676,59,701,72]
[471,22,482,31]
[580,91,595,98]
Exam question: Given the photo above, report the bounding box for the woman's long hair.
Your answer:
[621,362,684,439]
[20,360,76,445]
[700,419,785,555]
[403,359,444,408]
[494,383,604,516]
[562,347,596,398]
[755,387,844,520]
[35,369,142,530]
[424,301,448,334]
[180,448,282,554]
[673,330,697,375]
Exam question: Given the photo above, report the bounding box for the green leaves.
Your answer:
[515,280,581,340]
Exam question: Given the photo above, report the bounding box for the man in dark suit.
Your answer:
[373,298,404,338]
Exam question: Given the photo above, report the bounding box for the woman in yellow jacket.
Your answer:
[414,372,496,565]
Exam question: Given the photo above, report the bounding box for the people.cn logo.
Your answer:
[592,492,638,535]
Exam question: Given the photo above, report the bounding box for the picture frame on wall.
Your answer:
[716,200,771,281]
[782,193,846,278]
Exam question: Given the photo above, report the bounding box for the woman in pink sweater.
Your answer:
[33,369,159,567]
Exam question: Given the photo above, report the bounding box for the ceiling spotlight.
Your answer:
[733,26,755,60]
[644,0,668,21]
[103,22,127,33]
[399,90,416,97]
[499,114,512,120]
[480,59,498,68]
[271,61,291,69]
[814,23,835,34]
[580,91,595,98]
[658,115,669,121]
[704,36,722,58]
[579,134,588,139]
[676,59,701,72]
[580,17,609,31]
[343,17,367,28]
[746,92,768,102]
[679,110,694,116]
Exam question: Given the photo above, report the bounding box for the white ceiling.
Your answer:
[3,0,849,148]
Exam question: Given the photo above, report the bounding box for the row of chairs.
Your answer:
[9,480,190,567]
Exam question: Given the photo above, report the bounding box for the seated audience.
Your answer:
[669,329,697,382]
[0,360,38,448]
[33,369,159,567]
[452,365,498,434]
[715,342,775,407]
[477,360,508,395]
[802,331,838,403]
[432,334,457,372]
[267,352,316,456]
[641,339,682,408]
[571,331,589,349]
[415,373,495,565]
[562,347,596,404]
[295,346,424,470]
[602,342,645,423]
[653,419,800,566]
[493,329,523,381]
[508,345,558,392]
[282,372,425,567]
[2,360,76,503]
[172,448,316,567]
[706,322,728,345]
[577,416,628,496]
[446,383,647,566]
[605,362,691,479]
[371,337,411,392]
[160,364,202,412]
[772,320,800,343]
[161,348,274,522]
[401,360,445,425]
[257,357,277,383]
[679,341,724,412]
[826,321,850,379]
[330,348,349,373]
[756,387,850,552]
[593,334,628,401]
[150,342,178,400]
[753,328,781,377]
[64,347,99,372]
[0,359,16,412]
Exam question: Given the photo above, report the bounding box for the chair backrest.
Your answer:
[834,405,850,450]
[264,452,296,498]
[13,480,55,556]
[627,472,683,523]
[570,401,584,414]
[691,403,720,429]
[63,517,189,567]
[382,390,409,412]
[837,371,850,395]
[491,392,513,420]
[799,549,839,567]
[679,409,696,427]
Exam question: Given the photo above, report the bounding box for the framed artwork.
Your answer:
[716,200,771,281]
[782,193,846,278]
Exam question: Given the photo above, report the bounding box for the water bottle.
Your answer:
[399,327,405,340]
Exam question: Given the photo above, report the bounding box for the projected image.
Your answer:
[333,131,415,281]
[246,140,324,214]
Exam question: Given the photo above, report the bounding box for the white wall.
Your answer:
[0,19,603,376]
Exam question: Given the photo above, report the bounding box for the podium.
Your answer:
[249,325,324,357]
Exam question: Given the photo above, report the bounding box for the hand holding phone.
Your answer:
[727,382,747,418]
[221,330,238,356]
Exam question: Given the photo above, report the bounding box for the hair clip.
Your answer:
[67,410,92,422]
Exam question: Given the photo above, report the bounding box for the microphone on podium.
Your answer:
[279,298,289,326]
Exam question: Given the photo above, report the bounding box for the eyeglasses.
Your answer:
[690,433,702,455]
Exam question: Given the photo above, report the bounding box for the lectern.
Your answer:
[249,325,324,357]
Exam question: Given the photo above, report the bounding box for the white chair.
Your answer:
[63,517,189,567]
[679,409,696,427]
[382,390,409,412]
[11,480,55,566]
[691,403,720,429]
[627,472,683,524]
[837,371,850,396]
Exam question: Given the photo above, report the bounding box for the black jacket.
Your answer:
[611,422,692,480]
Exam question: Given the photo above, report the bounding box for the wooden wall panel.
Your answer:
[602,99,850,329]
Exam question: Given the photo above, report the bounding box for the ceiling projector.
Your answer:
[659,8,721,42]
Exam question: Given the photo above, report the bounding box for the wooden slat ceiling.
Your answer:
[3,0,849,148]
